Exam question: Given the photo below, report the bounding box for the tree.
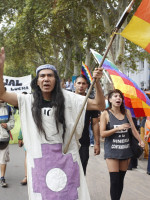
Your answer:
[0,0,149,81]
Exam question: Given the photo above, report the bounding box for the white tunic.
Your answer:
[17,89,91,200]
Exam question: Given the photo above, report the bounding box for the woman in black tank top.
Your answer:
[100,89,144,200]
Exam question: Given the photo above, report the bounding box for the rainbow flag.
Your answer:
[90,49,120,72]
[81,62,93,84]
[121,0,150,53]
[91,49,150,117]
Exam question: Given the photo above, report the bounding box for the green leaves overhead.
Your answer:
[0,0,148,78]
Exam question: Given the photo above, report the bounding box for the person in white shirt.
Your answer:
[0,47,105,200]
[66,78,74,91]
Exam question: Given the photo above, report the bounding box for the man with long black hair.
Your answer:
[0,47,105,200]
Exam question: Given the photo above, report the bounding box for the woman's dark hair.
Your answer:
[31,70,66,140]
[107,89,125,115]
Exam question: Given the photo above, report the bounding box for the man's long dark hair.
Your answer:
[107,89,126,115]
[31,70,66,140]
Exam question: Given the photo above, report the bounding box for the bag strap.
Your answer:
[7,105,11,120]
[6,105,12,136]
[125,109,132,133]
[126,109,132,125]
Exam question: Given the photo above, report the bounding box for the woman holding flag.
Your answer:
[100,89,144,200]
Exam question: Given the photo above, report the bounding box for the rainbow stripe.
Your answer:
[81,62,93,84]
[121,0,150,53]
[90,49,119,71]
[91,49,150,117]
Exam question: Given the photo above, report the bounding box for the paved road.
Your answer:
[1,144,149,200]
[86,145,149,200]
[0,145,28,200]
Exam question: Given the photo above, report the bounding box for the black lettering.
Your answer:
[10,86,29,91]
[5,79,23,86]
[8,80,15,86]
[16,80,22,86]
[3,79,8,85]
[21,87,27,90]
[47,109,51,116]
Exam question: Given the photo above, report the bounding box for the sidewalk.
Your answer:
[138,155,148,172]
[0,144,28,200]
[86,143,149,200]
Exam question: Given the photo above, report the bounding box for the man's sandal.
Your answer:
[20,176,27,185]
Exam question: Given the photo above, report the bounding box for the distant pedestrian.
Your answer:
[0,99,15,187]
[18,129,27,185]
[105,93,109,109]
[144,116,150,175]
[66,78,74,91]
[100,89,144,200]
[17,92,27,185]
[128,117,139,170]
[89,122,94,147]
[140,116,148,158]
[60,78,66,89]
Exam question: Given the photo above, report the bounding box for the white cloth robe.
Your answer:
[17,89,91,200]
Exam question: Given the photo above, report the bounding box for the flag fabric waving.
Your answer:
[81,62,93,84]
[121,0,150,53]
[91,49,150,117]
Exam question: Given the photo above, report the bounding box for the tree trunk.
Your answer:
[64,45,73,78]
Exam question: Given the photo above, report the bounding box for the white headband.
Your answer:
[36,64,57,75]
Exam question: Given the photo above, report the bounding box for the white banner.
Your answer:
[3,75,32,94]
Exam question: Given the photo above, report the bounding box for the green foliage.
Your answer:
[0,0,148,78]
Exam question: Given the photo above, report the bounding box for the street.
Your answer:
[0,145,28,200]
[1,144,149,200]
[86,145,149,200]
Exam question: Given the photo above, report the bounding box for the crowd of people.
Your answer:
[0,46,149,200]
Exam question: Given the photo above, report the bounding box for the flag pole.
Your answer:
[63,0,135,154]
[97,0,135,70]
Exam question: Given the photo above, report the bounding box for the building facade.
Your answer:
[128,59,150,90]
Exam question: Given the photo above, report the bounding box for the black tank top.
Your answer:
[104,111,133,159]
